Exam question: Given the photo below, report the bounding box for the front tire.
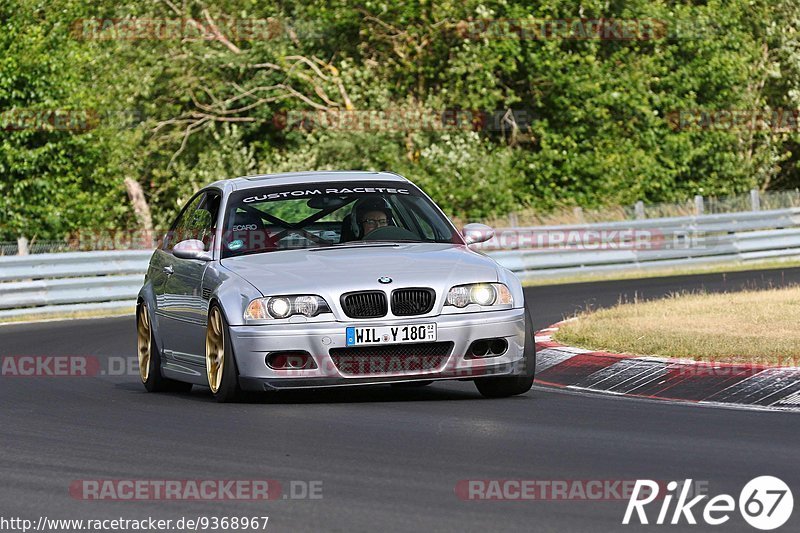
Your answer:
[474,310,536,399]
[206,305,245,403]
[137,303,192,393]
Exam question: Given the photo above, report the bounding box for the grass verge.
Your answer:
[552,286,800,365]
[522,258,800,287]
[0,307,134,325]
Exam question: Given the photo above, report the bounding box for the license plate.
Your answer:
[346,324,437,346]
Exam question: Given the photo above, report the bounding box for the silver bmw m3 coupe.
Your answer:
[136,171,535,402]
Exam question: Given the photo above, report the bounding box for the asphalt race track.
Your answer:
[2,268,800,532]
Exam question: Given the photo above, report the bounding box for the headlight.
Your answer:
[470,284,496,306]
[445,283,513,308]
[268,297,292,318]
[245,295,331,320]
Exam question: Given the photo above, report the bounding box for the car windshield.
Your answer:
[221,181,461,257]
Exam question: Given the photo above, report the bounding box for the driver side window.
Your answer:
[193,193,221,251]
[164,192,220,251]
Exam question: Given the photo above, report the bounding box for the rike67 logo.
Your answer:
[623,477,793,530]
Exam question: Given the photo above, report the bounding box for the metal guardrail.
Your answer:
[1,208,799,319]
[0,251,151,319]
[477,208,800,280]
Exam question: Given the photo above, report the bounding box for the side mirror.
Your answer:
[173,239,213,261]
[462,223,495,245]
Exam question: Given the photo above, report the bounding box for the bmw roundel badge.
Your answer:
[378,276,392,284]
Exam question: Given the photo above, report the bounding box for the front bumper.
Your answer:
[229,308,527,391]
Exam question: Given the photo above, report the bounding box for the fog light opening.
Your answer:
[266,351,317,370]
[467,338,508,358]
[489,338,508,355]
[468,340,490,358]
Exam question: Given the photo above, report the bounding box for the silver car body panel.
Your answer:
[137,171,530,390]
[230,308,527,391]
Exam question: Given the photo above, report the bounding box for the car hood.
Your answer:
[219,243,499,296]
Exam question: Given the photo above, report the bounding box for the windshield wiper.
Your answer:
[310,242,400,251]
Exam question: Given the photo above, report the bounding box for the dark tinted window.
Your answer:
[164,191,221,251]
[221,181,459,257]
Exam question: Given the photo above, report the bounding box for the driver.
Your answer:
[350,197,394,239]
[361,209,389,236]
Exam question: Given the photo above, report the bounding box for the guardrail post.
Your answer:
[508,212,519,227]
[694,195,704,216]
[573,207,585,223]
[17,236,29,256]
[750,189,761,211]
[634,201,645,220]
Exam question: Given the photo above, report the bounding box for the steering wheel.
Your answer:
[362,225,420,241]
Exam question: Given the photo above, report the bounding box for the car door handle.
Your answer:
[163,265,174,275]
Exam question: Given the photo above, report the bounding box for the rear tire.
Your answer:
[206,304,246,403]
[474,310,536,399]
[137,303,193,393]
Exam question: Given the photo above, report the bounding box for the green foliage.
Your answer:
[2,0,800,240]
[0,0,132,240]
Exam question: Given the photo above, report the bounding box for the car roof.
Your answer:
[207,171,411,192]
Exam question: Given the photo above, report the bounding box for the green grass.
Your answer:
[523,258,800,287]
[553,286,800,365]
[0,307,134,325]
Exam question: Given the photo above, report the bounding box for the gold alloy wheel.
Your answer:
[206,307,225,393]
[136,305,151,383]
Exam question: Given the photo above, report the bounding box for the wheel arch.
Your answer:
[136,286,165,355]
[205,297,243,374]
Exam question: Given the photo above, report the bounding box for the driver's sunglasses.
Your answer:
[362,218,388,227]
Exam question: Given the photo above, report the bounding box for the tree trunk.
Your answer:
[17,236,29,256]
[123,177,155,248]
